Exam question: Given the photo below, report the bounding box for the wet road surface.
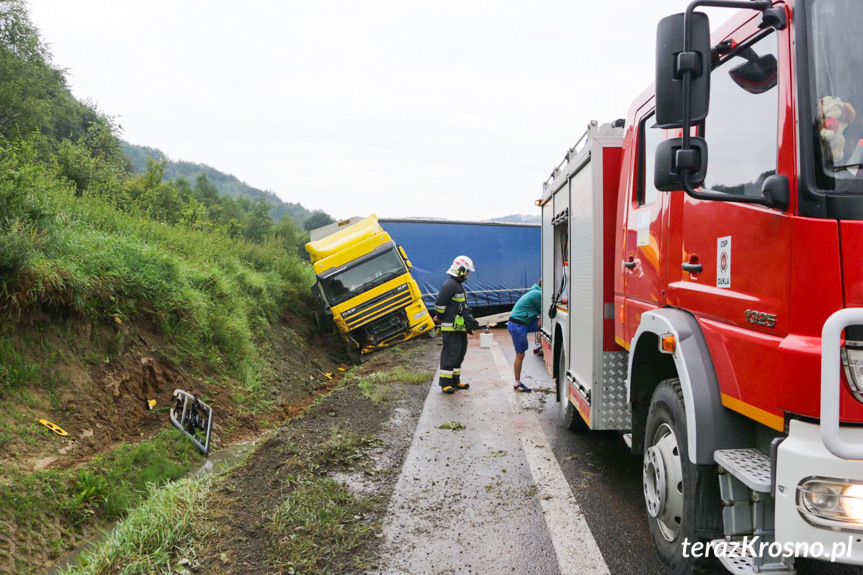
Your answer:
[377,329,863,575]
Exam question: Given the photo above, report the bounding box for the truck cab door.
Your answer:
[664,26,790,421]
[621,103,668,344]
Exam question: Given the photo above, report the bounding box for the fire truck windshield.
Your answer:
[319,248,406,306]
[808,0,863,192]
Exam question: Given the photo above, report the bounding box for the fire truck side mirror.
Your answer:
[654,137,708,191]
[655,12,711,129]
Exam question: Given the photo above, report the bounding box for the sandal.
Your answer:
[513,382,532,393]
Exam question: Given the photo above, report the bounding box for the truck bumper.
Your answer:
[775,419,863,564]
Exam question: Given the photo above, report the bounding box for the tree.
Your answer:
[274,214,301,253]
[180,197,211,230]
[244,198,274,243]
[194,172,219,205]
[303,209,335,232]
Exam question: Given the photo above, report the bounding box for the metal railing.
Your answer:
[821,308,863,460]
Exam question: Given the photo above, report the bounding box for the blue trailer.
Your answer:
[378,219,540,321]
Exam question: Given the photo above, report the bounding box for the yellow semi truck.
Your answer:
[305,215,434,362]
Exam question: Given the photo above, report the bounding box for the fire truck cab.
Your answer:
[540,1,863,572]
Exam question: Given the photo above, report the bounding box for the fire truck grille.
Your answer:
[342,284,412,330]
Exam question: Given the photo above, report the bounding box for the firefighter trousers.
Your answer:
[438,331,467,387]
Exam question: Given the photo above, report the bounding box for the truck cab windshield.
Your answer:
[808,0,863,192]
[320,248,407,306]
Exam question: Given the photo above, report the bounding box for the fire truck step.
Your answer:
[712,540,796,575]
[714,449,772,493]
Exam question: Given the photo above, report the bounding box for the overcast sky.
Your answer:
[27,1,726,221]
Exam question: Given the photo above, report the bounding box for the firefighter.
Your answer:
[433,255,480,394]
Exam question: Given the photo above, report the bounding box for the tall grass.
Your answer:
[62,474,214,575]
[0,137,315,389]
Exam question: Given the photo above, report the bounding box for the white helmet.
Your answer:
[447,255,475,277]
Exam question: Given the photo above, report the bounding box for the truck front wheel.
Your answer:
[643,378,712,575]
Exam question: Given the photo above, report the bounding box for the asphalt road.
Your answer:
[377,330,863,575]
[507,335,863,575]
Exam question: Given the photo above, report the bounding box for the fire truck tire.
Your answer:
[643,378,715,575]
[558,349,588,432]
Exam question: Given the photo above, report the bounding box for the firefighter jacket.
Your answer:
[434,276,476,332]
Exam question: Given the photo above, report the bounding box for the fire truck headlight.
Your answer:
[841,345,863,400]
[798,478,863,528]
[842,484,863,522]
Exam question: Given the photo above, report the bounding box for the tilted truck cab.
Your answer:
[305,215,433,362]
[540,1,863,573]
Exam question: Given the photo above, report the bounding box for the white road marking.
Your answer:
[491,342,611,575]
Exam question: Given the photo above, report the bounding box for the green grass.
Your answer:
[0,429,201,571]
[316,427,384,469]
[61,474,214,575]
[356,365,434,404]
[438,421,465,431]
[269,477,372,573]
[0,138,315,397]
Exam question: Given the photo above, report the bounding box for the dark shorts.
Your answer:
[507,318,539,354]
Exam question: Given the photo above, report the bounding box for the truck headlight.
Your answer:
[841,344,863,402]
[798,478,863,527]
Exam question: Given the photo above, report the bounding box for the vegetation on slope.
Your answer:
[0,1,339,571]
[121,140,315,225]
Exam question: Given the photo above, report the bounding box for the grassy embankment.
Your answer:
[0,137,316,572]
[61,357,435,574]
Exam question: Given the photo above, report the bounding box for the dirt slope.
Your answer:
[194,339,438,574]
[2,310,352,574]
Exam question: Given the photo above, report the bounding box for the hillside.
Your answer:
[489,213,541,224]
[121,141,313,224]
[0,2,346,572]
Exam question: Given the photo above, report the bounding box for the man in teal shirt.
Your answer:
[507,280,541,392]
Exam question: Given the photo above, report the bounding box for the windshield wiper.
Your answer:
[833,163,863,172]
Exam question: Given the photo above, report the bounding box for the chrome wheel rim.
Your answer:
[643,422,684,542]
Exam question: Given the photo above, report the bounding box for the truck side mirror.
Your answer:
[654,137,708,191]
[655,12,711,128]
[397,245,412,269]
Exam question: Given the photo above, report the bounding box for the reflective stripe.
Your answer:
[434,306,446,313]
[453,369,460,375]
[440,322,454,327]
[440,370,453,375]
[439,372,453,379]
[452,295,466,302]
[440,326,466,332]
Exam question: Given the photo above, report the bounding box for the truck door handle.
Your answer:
[682,262,703,273]
[623,258,636,270]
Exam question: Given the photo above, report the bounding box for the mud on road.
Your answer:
[192,337,439,574]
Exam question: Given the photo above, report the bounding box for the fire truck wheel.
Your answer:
[557,349,588,431]
[643,378,713,575]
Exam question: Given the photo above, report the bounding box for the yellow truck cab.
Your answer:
[305,215,434,362]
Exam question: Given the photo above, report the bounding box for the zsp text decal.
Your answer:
[717,236,731,288]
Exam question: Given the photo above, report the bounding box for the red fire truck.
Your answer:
[539,1,863,572]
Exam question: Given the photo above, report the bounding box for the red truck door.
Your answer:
[664,27,791,428]
[621,101,668,343]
